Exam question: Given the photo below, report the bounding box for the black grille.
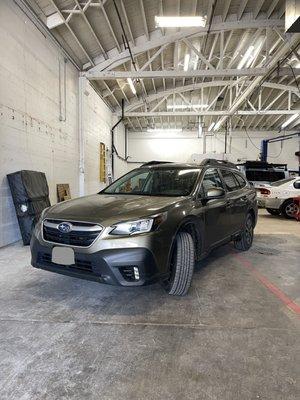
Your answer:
[119,266,137,282]
[43,219,102,247]
[39,253,94,273]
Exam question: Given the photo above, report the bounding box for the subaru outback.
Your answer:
[31,159,257,296]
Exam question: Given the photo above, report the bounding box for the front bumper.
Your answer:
[30,238,166,286]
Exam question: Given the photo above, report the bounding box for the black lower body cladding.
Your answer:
[30,239,163,287]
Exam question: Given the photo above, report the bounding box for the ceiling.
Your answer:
[27,0,300,132]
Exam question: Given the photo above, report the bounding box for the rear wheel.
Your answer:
[266,208,281,216]
[164,231,195,296]
[234,213,254,251]
[281,199,298,219]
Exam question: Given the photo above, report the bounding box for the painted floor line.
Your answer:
[232,251,300,315]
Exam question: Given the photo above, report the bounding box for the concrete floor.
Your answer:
[0,210,299,400]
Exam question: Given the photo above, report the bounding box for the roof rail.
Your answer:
[141,161,173,167]
[200,159,237,169]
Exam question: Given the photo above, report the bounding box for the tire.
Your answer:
[234,213,254,251]
[165,231,195,296]
[266,208,281,216]
[281,199,298,219]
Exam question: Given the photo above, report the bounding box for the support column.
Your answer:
[78,75,85,196]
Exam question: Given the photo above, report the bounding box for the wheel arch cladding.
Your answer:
[178,217,203,261]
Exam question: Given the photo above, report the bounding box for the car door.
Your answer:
[220,169,248,233]
[196,168,231,249]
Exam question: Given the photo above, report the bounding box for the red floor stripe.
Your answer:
[232,251,300,315]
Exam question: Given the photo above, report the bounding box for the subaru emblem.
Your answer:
[58,222,72,233]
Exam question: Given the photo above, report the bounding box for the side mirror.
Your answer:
[294,181,300,189]
[205,187,225,200]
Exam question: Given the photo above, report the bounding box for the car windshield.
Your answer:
[102,167,201,196]
[270,178,294,187]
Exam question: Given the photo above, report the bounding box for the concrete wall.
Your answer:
[126,130,300,170]
[0,1,124,247]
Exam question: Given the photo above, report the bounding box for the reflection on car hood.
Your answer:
[45,193,186,225]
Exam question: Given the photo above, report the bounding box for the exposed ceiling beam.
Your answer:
[74,0,107,58]
[182,38,215,70]
[120,0,135,45]
[90,17,284,73]
[215,33,300,130]
[124,81,300,112]
[98,0,121,52]
[49,0,94,65]
[139,0,149,40]
[124,110,299,117]
[86,67,300,80]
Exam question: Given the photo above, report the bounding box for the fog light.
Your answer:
[133,266,140,280]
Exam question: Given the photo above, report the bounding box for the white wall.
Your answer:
[0,0,125,247]
[126,130,300,170]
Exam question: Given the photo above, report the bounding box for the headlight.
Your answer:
[109,213,166,236]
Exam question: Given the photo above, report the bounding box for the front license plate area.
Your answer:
[52,247,75,266]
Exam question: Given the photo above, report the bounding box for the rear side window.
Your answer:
[234,173,247,188]
[221,170,240,192]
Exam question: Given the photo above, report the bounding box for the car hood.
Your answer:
[45,193,187,225]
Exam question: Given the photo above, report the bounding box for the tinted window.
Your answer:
[246,170,285,182]
[234,173,247,188]
[103,168,201,196]
[201,168,224,195]
[221,170,240,192]
[270,178,294,187]
[293,180,300,189]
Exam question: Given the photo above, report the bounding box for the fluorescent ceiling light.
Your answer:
[147,128,182,133]
[127,78,136,95]
[281,113,299,129]
[184,54,190,71]
[155,16,206,28]
[47,13,64,29]
[213,120,222,131]
[208,122,215,131]
[167,104,208,109]
[237,45,254,70]
[193,57,199,70]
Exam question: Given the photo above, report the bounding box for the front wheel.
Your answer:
[234,213,254,251]
[266,208,281,216]
[164,231,195,296]
[281,199,298,219]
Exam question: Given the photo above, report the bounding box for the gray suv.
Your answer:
[31,159,257,296]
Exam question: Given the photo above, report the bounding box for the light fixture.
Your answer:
[155,16,206,28]
[167,104,208,109]
[193,57,199,70]
[281,114,299,129]
[208,122,215,131]
[213,120,222,131]
[237,46,254,69]
[147,128,182,133]
[127,78,136,95]
[183,54,190,71]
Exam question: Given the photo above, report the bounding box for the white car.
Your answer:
[256,177,300,219]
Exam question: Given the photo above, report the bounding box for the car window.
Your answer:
[200,168,224,196]
[234,173,247,188]
[102,167,201,196]
[245,170,286,182]
[221,170,240,192]
[293,180,300,190]
[270,178,294,187]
